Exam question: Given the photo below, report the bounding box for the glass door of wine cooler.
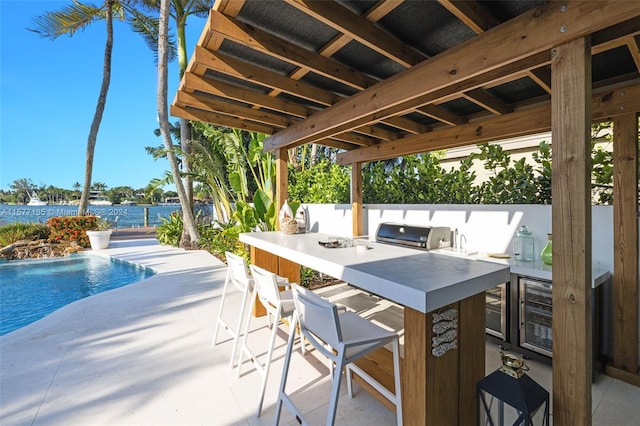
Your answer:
[519,278,553,356]
[485,283,507,340]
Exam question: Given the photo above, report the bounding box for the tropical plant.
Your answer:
[9,178,36,204]
[156,210,183,245]
[47,216,99,247]
[288,160,350,203]
[531,141,552,204]
[88,217,112,231]
[197,220,248,261]
[29,0,165,217]
[0,223,50,247]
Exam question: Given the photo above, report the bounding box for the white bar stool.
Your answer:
[275,284,403,426]
[212,252,288,370]
[212,251,255,369]
[237,264,297,417]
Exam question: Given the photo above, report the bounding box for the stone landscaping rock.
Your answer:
[0,239,83,261]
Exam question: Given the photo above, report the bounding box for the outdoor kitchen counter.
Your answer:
[240,231,511,426]
[240,231,510,313]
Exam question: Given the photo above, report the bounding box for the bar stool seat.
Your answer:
[275,283,403,426]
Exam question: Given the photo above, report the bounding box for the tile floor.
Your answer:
[1,239,638,425]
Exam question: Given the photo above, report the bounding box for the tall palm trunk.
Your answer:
[158,0,199,245]
[176,10,193,241]
[78,0,114,216]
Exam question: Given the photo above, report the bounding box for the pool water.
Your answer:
[0,255,155,335]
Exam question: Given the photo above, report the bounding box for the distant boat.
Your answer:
[89,191,112,206]
[121,200,137,206]
[158,197,180,206]
[27,192,48,206]
[89,196,112,206]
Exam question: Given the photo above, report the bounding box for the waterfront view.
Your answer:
[0,204,201,228]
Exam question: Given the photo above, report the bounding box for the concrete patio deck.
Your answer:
[1,238,638,425]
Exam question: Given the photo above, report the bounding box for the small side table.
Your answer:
[477,369,549,426]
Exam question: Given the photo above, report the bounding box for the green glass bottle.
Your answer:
[541,233,552,265]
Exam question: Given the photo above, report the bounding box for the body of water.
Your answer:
[0,204,209,228]
[0,254,156,335]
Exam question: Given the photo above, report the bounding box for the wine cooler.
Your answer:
[485,283,508,340]
[519,277,553,357]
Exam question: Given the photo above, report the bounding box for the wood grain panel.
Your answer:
[250,246,279,317]
[458,292,487,425]
[612,113,639,374]
[551,36,593,426]
[403,307,428,425]
[351,162,363,237]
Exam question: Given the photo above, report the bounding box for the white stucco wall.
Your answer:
[305,203,617,271]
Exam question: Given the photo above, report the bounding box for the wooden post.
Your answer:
[351,162,363,237]
[612,113,639,375]
[275,148,288,225]
[551,36,592,426]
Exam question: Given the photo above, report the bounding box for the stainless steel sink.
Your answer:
[432,247,478,258]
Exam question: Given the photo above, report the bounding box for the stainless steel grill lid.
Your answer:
[375,223,431,248]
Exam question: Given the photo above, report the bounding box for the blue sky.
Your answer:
[0,0,207,191]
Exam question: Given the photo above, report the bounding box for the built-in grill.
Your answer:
[375,223,451,250]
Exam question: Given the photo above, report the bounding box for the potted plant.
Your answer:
[85,217,112,250]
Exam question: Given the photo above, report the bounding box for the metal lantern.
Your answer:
[477,353,549,426]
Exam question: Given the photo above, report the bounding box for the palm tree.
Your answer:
[157,0,199,244]
[29,0,163,216]
[158,0,212,244]
[10,178,35,204]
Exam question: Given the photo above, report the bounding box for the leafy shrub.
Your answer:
[156,211,183,246]
[289,160,350,203]
[46,216,98,248]
[0,222,50,247]
[198,220,248,261]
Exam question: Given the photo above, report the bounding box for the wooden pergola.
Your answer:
[173,1,640,424]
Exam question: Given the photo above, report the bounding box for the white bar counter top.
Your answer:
[240,231,510,313]
[430,248,611,287]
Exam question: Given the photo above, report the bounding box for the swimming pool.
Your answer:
[0,254,156,335]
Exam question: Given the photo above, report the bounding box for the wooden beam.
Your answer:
[336,81,640,164]
[351,162,363,237]
[626,35,640,72]
[183,73,311,118]
[275,148,288,222]
[177,91,296,128]
[284,0,425,68]
[612,112,639,375]
[262,1,640,151]
[438,0,499,33]
[527,67,553,94]
[417,104,466,126]
[170,104,278,134]
[195,46,339,107]
[551,36,592,426]
[462,88,512,115]
[208,10,373,90]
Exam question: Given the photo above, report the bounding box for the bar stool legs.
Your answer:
[212,252,253,370]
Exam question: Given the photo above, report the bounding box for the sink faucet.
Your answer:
[459,234,467,251]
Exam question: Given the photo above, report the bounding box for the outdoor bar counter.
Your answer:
[240,231,510,425]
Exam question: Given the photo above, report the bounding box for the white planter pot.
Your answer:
[86,230,112,250]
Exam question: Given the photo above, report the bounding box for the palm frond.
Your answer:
[186,0,215,17]
[127,10,177,62]
[28,1,105,39]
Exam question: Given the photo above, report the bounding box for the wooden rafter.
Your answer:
[262,1,640,152]
[283,0,426,68]
[336,81,640,164]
